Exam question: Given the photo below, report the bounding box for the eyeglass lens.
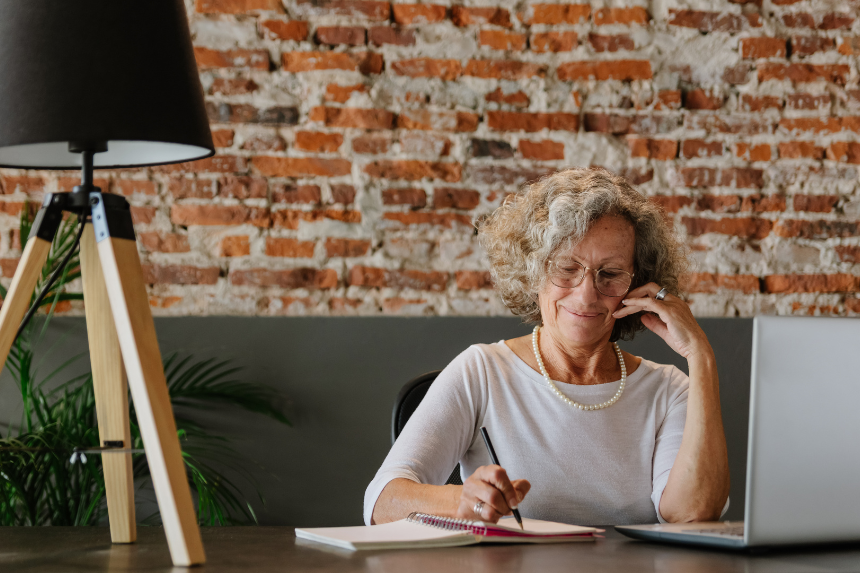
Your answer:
[550,260,632,297]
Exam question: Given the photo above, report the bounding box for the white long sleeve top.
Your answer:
[364,340,700,526]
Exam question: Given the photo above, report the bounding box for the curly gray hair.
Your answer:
[477,167,688,342]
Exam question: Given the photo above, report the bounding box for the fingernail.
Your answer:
[622,299,629,303]
[510,503,517,509]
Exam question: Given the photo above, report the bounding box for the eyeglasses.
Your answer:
[548,259,634,297]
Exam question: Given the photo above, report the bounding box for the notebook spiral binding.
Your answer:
[407,512,488,536]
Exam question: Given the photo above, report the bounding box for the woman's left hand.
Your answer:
[612,283,711,361]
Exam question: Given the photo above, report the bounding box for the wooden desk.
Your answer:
[2,526,860,572]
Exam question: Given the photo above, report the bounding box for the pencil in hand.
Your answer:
[479,426,524,530]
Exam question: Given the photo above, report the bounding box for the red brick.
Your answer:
[368,26,415,46]
[324,238,370,258]
[205,102,299,125]
[282,51,383,74]
[687,273,761,294]
[113,179,157,196]
[434,187,480,209]
[352,134,392,154]
[819,13,855,30]
[773,219,860,239]
[366,160,461,182]
[252,156,351,178]
[722,63,751,84]
[557,60,652,81]
[230,267,337,288]
[682,217,773,239]
[594,7,648,25]
[0,202,26,217]
[0,258,19,277]
[530,31,577,53]
[778,117,843,134]
[391,58,462,80]
[295,131,344,152]
[220,236,251,257]
[272,209,362,229]
[584,113,681,135]
[793,195,838,213]
[392,4,446,25]
[588,33,634,52]
[487,111,579,132]
[309,106,395,130]
[655,90,682,110]
[348,266,448,291]
[764,274,860,293]
[790,35,835,56]
[241,133,286,151]
[757,63,849,84]
[142,265,220,285]
[778,141,824,159]
[0,175,45,195]
[684,89,724,110]
[171,205,270,227]
[194,47,269,70]
[695,194,785,213]
[519,139,565,161]
[650,195,693,213]
[382,188,426,207]
[668,10,745,32]
[740,37,787,59]
[739,94,781,111]
[628,138,678,160]
[681,139,723,158]
[210,78,259,96]
[260,20,310,41]
[676,167,764,188]
[455,270,493,290]
[397,109,479,132]
[315,26,366,46]
[734,143,771,162]
[219,175,267,199]
[838,37,860,56]
[827,142,860,164]
[485,88,530,107]
[525,4,590,25]
[272,184,321,204]
[196,0,281,13]
[382,211,473,228]
[324,83,367,103]
[156,155,247,173]
[464,60,546,80]
[835,246,860,263]
[167,177,217,199]
[139,232,191,253]
[451,6,512,27]
[402,132,452,157]
[211,129,236,148]
[479,30,527,51]
[330,184,356,204]
[265,238,316,258]
[295,0,390,21]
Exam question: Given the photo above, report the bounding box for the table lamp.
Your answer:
[0,1,214,566]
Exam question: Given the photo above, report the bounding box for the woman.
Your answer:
[364,168,730,526]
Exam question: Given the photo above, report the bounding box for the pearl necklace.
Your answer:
[532,325,626,411]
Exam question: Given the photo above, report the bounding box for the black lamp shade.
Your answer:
[0,0,214,169]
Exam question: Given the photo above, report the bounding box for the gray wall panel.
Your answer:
[0,317,752,526]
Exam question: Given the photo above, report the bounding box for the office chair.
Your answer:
[392,370,463,486]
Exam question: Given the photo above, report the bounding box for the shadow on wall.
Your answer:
[0,316,751,526]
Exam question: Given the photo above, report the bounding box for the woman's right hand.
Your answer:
[457,465,531,522]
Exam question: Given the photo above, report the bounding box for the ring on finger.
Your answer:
[655,287,668,301]
[473,501,484,516]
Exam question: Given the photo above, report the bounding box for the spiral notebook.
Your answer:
[295,512,599,551]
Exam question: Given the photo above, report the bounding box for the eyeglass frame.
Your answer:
[546,259,636,298]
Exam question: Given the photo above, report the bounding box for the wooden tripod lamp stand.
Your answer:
[0,1,215,566]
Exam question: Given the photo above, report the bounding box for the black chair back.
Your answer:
[391,370,462,486]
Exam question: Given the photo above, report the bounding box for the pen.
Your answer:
[480,426,524,530]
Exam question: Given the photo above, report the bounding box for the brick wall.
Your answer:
[1,0,859,317]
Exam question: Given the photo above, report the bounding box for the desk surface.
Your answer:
[2,526,860,572]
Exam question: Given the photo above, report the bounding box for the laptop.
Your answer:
[616,316,860,549]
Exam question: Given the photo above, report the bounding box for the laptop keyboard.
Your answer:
[683,524,745,538]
